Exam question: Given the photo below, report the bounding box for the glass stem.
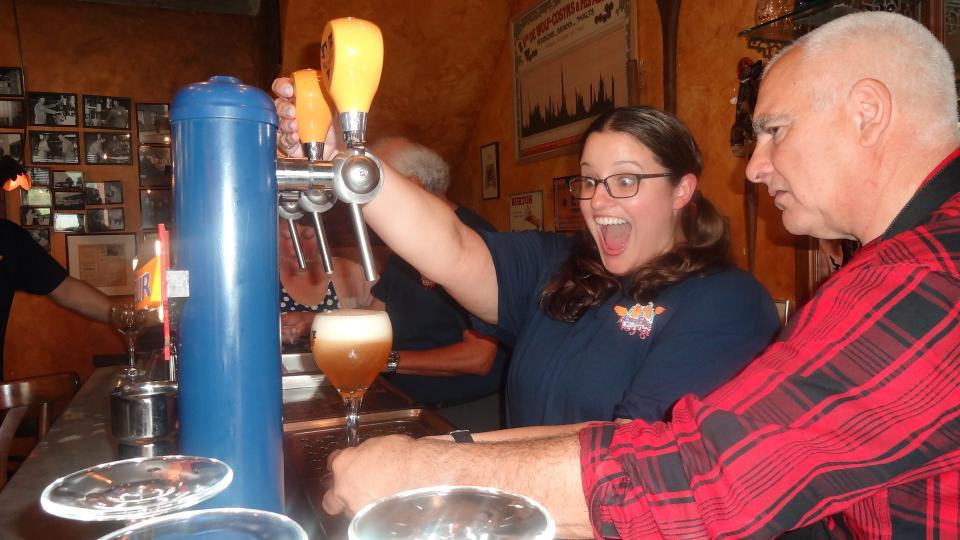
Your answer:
[344,396,364,447]
[126,338,136,368]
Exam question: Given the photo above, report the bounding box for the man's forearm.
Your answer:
[48,277,111,323]
[325,433,593,538]
[396,337,497,376]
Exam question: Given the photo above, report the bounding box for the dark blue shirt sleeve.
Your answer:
[1,219,68,295]
[613,271,781,421]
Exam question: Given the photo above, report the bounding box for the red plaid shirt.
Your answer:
[580,152,960,539]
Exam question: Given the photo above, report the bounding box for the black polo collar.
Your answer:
[882,150,960,241]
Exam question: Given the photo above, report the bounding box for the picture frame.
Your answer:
[0,132,23,162]
[85,181,123,205]
[54,190,86,210]
[20,206,51,227]
[0,67,23,97]
[65,233,137,295]
[26,166,51,186]
[85,131,133,164]
[27,92,78,127]
[53,212,84,233]
[512,0,631,160]
[552,176,583,232]
[138,145,172,187]
[0,99,25,128]
[480,142,500,200]
[53,170,84,190]
[26,228,51,251]
[20,186,52,207]
[86,208,125,232]
[140,188,172,230]
[82,95,131,129]
[30,131,79,164]
[136,103,170,145]
[508,190,544,232]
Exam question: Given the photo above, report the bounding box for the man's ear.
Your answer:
[673,173,698,209]
[849,78,891,147]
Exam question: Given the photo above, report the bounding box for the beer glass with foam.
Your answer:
[311,309,392,446]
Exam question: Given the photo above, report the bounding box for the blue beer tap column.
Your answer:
[170,76,283,511]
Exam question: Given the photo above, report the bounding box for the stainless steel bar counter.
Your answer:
[0,362,454,539]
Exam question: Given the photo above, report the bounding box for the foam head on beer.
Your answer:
[310,309,392,398]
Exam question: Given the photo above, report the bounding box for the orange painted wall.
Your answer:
[0,0,261,381]
[449,0,795,303]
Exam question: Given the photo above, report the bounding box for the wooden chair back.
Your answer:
[0,372,81,490]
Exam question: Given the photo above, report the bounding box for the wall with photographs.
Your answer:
[448,0,795,304]
[0,0,261,381]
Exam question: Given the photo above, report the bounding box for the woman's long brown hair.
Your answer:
[540,106,732,322]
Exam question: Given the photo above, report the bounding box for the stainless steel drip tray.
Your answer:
[281,352,318,376]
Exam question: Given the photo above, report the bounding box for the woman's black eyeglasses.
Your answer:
[567,173,673,200]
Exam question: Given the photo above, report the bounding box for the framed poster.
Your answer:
[512,0,631,159]
[85,181,123,205]
[480,142,500,200]
[29,131,79,164]
[553,175,583,232]
[140,188,171,230]
[138,145,172,187]
[20,186,52,207]
[136,103,170,145]
[86,208,125,232]
[82,95,131,129]
[27,92,78,126]
[0,67,23,96]
[0,132,23,162]
[20,206,51,227]
[26,166,51,186]
[509,190,543,232]
[86,132,133,164]
[65,233,137,295]
[53,212,84,232]
[0,99,25,128]
[53,170,84,189]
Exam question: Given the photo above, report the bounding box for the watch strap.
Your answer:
[449,429,474,443]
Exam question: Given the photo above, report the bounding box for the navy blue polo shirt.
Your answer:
[477,230,780,427]
[375,207,509,404]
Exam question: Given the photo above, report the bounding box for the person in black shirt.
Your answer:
[0,219,112,378]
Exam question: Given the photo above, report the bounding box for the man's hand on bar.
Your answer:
[320,431,595,538]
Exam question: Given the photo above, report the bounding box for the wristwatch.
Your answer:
[385,351,401,373]
[449,429,474,443]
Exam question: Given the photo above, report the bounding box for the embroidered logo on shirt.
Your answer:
[614,302,665,339]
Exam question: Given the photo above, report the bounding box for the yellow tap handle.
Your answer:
[320,17,384,114]
[291,69,332,144]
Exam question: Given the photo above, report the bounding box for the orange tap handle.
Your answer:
[292,69,332,144]
[320,17,384,115]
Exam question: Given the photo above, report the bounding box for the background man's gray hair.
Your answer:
[369,136,451,195]
[766,11,958,140]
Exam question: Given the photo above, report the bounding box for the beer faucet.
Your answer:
[275,17,385,281]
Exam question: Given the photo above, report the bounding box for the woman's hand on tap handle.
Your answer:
[272,76,342,161]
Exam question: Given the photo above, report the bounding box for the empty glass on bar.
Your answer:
[109,302,148,384]
[311,309,392,447]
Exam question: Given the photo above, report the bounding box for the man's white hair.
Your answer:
[368,136,451,195]
[767,11,958,141]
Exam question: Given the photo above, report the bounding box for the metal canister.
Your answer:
[171,76,283,512]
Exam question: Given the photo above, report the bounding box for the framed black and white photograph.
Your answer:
[138,145,172,187]
[20,206,51,227]
[140,189,171,230]
[27,92,78,127]
[26,228,51,251]
[30,131,79,164]
[20,186,52,207]
[85,181,123,205]
[65,233,136,295]
[0,99,25,128]
[54,190,86,210]
[86,208,125,232]
[85,131,132,164]
[26,166,51,186]
[54,212,84,233]
[136,103,170,145]
[480,142,500,200]
[53,170,83,189]
[83,95,131,129]
[0,132,23,162]
[0,67,23,96]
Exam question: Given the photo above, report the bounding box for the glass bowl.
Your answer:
[96,507,308,540]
